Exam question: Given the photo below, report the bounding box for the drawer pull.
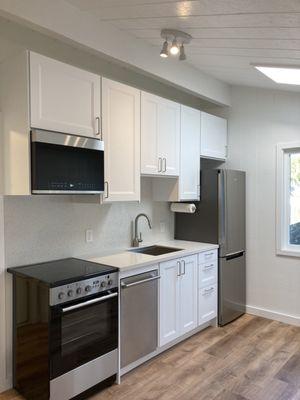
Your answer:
[205,252,214,257]
[203,264,214,270]
[203,287,214,295]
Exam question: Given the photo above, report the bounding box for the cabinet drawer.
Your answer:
[198,260,217,288]
[198,250,217,265]
[198,284,217,325]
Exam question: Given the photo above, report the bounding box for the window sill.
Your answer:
[276,248,300,258]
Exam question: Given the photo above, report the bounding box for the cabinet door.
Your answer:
[200,112,227,160]
[179,106,201,200]
[141,92,159,175]
[159,98,180,176]
[102,78,140,202]
[30,52,101,138]
[179,255,198,335]
[198,284,217,325]
[159,259,181,346]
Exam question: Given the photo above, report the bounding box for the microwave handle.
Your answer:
[62,292,118,313]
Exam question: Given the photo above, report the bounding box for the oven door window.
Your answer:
[50,293,118,379]
[31,142,104,192]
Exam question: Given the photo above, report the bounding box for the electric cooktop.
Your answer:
[7,257,118,287]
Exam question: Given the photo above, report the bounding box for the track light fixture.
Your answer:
[170,38,179,55]
[160,29,192,61]
[179,44,186,61]
[160,40,169,58]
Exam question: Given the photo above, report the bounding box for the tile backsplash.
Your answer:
[3,178,174,267]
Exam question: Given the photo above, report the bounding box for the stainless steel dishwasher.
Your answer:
[120,269,159,368]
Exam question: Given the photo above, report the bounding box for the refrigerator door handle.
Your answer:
[225,250,245,261]
[218,170,227,251]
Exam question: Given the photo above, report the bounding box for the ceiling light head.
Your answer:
[254,64,300,85]
[160,40,169,58]
[179,44,186,61]
[160,29,192,60]
[170,38,179,55]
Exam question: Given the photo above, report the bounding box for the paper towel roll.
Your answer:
[170,203,196,214]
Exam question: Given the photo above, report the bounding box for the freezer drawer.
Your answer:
[120,269,159,368]
[219,252,246,326]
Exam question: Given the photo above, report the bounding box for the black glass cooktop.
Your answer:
[7,258,118,287]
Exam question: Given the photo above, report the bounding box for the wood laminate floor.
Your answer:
[1,314,300,400]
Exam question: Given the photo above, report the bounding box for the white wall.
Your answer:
[227,86,300,325]
[0,196,7,393]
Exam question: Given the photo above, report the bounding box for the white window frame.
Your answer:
[276,142,300,257]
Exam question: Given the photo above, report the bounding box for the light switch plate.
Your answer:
[160,222,166,233]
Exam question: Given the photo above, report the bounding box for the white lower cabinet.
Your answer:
[198,284,217,325]
[159,254,197,346]
[198,250,218,325]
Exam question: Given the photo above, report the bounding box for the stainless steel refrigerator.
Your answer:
[175,169,246,326]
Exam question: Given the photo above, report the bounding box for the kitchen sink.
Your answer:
[129,245,183,256]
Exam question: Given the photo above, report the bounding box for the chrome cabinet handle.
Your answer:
[163,158,167,173]
[203,287,214,295]
[104,181,109,199]
[203,264,214,271]
[177,261,181,277]
[205,252,214,258]
[121,275,160,289]
[95,117,101,136]
[62,292,118,313]
[181,260,186,275]
[158,158,162,173]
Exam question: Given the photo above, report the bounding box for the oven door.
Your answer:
[31,129,104,194]
[50,289,118,379]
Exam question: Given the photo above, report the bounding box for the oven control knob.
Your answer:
[67,290,73,297]
[101,281,107,288]
[107,279,113,286]
[85,285,92,293]
[76,287,82,295]
[58,292,65,300]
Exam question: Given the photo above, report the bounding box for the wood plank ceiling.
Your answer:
[65,0,300,89]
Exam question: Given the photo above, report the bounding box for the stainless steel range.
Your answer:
[8,258,119,400]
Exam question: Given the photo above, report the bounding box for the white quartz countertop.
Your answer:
[81,240,218,272]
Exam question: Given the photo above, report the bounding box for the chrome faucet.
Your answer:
[132,213,152,247]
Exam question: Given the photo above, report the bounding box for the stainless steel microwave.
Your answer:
[31,130,104,194]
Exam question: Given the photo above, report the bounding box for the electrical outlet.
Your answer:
[160,222,166,233]
[85,229,93,243]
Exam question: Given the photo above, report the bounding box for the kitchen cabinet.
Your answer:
[179,105,201,200]
[198,284,217,325]
[159,254,197,346]
[198,250,218,325]
[200,112,227,160]
[30,52,101,138]
[101,78,140,202]
[141,92,180,176]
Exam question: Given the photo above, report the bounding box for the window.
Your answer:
[277,143,300,256]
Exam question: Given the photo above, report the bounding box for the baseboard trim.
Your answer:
[246,305,300,327]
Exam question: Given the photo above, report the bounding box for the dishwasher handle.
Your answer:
[121,275,160,289]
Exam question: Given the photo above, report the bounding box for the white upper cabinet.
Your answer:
[102,78,140,202]
[179,105,201,201]
[29,52,101,138]
[200,112,227,160]
[141,92,180,176]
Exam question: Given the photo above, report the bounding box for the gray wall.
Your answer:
[227,86,300,324]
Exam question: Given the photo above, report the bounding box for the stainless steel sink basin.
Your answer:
[129,245,183,256]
